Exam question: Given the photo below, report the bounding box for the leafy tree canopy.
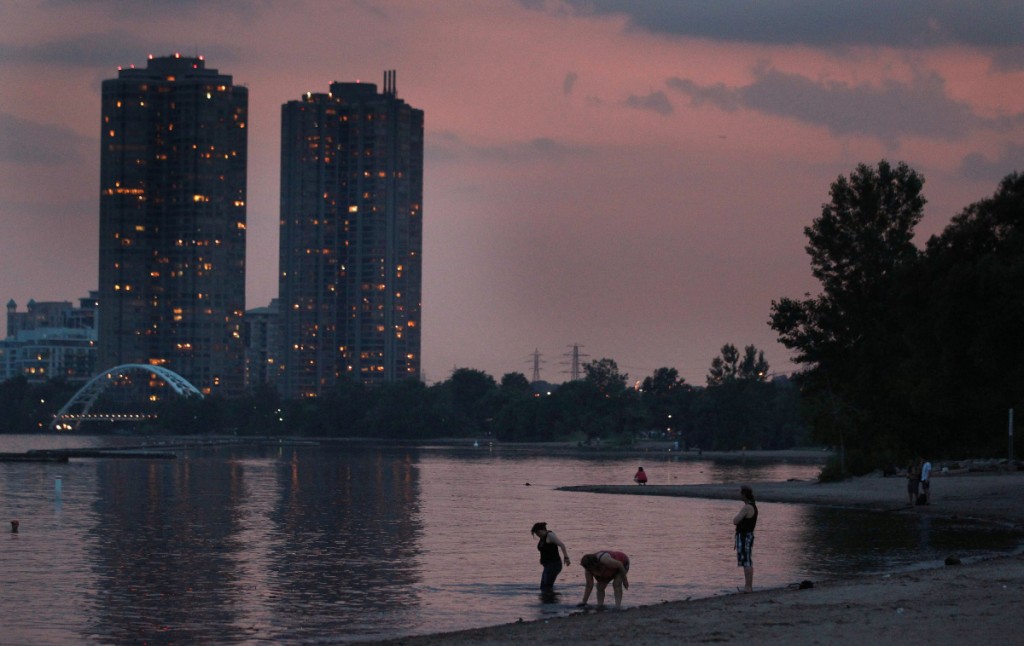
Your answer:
[707,344,769,386]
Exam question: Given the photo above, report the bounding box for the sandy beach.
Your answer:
[365,465,1024,645]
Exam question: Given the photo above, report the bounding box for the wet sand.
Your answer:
[365,468,1024,645]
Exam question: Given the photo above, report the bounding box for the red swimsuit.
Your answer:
[591,551,630,583]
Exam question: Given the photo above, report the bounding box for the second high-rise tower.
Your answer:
[278,71,423,397]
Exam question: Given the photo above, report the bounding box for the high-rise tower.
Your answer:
[278,71,423,397]
[97,54,248,396]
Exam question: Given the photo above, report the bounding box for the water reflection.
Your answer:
[792,505,1024,577]
[0,439,1019,644]
[88,458,242,643]
[81,446,425,643]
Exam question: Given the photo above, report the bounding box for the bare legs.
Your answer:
[594,579,624,608]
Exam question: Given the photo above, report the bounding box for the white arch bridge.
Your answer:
[51,364,204,431]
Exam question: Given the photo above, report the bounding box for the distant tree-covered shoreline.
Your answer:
[7,162,1023,477]
[0,350,807,453]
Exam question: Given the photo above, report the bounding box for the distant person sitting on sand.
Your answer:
[531,522,571,594]
[906,459,921,505]
[634,466,647,485]
[577,551,630,609]
[920,457,932,504]
[733,485,758,593]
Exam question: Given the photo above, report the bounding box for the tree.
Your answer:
[640,367,690,442]
[770,160,926,473]
[771,160,924,366]
[708,344,769,386]
[575,358,643,442]
[699,345,775,449]
[318,379,370,436]
[583,358,627,395]
[499,372,532,397]
[490,372,538,440]
[896,172,1024,455]
[364,379,443,438]
[738,346,769,381]
[0,376,77,434]
[707,344,740,386]
[443,368,498,435]
[642,367,685,396]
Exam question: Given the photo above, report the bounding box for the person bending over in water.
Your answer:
[531,522,571,593]
[577,550,630,609]
[733,485,758,593]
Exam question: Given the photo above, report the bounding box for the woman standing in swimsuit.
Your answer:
[577,550,630,609]
[531,522,571,593]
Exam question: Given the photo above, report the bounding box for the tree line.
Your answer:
[158,348,807,449]
[0,347,807,452]
[771,161,1024,475]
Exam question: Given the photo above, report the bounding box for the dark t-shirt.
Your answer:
[539,536,560,564]
[736,502,758,534]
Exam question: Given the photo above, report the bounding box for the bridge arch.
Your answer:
[51,364,204,431]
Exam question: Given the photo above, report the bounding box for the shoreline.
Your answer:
[562,468,1024,530]
[410,441,834,463]
[364,470,1024,644]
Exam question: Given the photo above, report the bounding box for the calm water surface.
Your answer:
[0,435,1020,644]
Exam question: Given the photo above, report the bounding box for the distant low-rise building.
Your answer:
[244,299,281,390]
[1,294,99,383]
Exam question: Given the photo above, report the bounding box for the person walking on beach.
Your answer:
[733,485,758,593]
[531,522,571,594]
[920,457,932,505]
[906,458,921,505]
[634,466,647,485]
[577,550,630,609]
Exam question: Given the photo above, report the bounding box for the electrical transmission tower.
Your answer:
[528,349,544,383]
[563,343,588,381]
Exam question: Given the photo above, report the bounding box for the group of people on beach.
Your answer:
[905,456,933,505]
[531,484,759,609]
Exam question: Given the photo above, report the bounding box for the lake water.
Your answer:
[1,435,1021,644]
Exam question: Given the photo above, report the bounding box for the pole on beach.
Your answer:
[1010,408,1015,465]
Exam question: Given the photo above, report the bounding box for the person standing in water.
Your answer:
[906,458,921,505]
[733,485,758,593]
[531,522,571,594]
[920,456,933,504]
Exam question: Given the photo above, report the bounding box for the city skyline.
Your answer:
[2,2,1023,386]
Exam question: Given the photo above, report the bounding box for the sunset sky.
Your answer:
[2,1,1022,385]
